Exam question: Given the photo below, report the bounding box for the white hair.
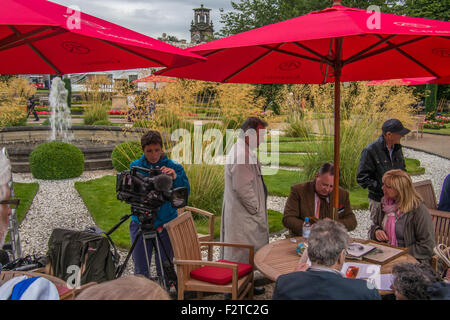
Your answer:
[0,151,11,183]
[0,151,11,201]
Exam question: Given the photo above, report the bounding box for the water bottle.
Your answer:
[302,217,311,239]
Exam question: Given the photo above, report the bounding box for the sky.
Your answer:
[49,0,235,42]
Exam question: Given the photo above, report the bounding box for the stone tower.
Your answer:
[190,4,214,44]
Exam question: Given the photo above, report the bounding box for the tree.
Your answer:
[158,33,180,42]
[218,0,398,37]
[393,0,449,21]
[424,83,438,115]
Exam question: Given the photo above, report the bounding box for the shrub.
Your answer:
[29,142,84,179]
[83,103,110,125]
[42,119,50,125]
[93,120,114,126]
[111,141,142,172]
[0,106,27,127]
[184,164,224,216]
[284,114,309,138]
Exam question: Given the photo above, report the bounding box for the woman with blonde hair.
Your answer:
[369,169,435,263]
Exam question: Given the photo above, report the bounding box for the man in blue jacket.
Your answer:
[129,130,190,284]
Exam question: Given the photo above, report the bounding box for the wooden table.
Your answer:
[255,237,418,295]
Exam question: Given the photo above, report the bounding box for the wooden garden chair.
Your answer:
[413,179,438,210]
[413,180,450,273]
[429,209,450,276]
[407,115,426,140]
[0,270,96,300]
[165,212,254,300]
[177,206,215,261]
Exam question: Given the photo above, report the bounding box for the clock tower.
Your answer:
[190,4,214,44]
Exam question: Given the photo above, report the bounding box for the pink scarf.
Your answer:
[381,197,403,246]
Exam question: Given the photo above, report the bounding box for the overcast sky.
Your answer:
[49,0,234,41]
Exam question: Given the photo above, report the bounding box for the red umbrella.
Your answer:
[132,74,177,83]
[158,1,450,215]
[366,77,436,86]
[0,0,204,74]
[133,74,177,89]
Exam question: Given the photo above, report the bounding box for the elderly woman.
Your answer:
[391,262,450,300]
[369,169,435,263]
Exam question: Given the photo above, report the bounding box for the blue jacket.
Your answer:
[438,174,450,212]
[129,153,190,229]
[272,270,381,300]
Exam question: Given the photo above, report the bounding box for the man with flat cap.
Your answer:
[357,119,410,226]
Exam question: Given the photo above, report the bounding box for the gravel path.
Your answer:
[11,146,449,299]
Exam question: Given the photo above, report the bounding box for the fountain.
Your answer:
[0,77,145,173]
[49,77,73,142]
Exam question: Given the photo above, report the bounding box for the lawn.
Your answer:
[5,182,39,242]
[13,182,39,224]
[260,153,307,167]
[262,141,319,153]
[424,124,450,135]
[75,175,286,248]
[405,158,425,175]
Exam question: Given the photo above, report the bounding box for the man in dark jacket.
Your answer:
[283,162,356,236]
[272,220,381,300]
[356,119,409,222]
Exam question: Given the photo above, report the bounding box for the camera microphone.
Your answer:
[153,174,173,193]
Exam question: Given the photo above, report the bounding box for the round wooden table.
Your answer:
[255,237,418,295]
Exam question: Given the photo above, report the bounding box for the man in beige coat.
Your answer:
[220,117,269,268]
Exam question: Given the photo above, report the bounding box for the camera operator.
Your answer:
[129,130,190,284]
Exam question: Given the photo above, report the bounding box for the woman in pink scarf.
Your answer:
[380,197,402,246]
[369,170,435,263]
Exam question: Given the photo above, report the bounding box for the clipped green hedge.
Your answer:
[29,142,84,179]
[111,141,142,172]
[93,120,114,126]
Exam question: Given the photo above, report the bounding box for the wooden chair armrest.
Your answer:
[180,206,215,218]
[200,242,255,266]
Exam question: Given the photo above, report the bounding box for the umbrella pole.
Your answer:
[333,38,343,221]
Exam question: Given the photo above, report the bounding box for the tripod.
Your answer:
[107,209,177,291]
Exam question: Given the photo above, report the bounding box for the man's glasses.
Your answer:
[0,198,20,209]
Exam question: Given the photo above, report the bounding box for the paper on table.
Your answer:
[379,274,394,291]
[340,263,395,291]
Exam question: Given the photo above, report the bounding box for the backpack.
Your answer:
[46,227,120,285]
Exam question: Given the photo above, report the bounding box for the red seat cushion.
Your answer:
[190,260,253,285]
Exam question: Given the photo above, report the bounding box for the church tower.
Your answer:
[190,4,214,44]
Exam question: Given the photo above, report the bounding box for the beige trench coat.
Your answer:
[220,139,268,264]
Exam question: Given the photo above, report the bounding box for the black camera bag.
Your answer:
[46,228,119,285]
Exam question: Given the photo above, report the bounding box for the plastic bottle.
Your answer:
[302,217,311,239]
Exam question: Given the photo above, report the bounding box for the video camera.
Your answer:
[116,166,188,228]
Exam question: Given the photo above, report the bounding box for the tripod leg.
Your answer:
[155,231,177,292]
[150,236,167,290]
[116,230,141,278]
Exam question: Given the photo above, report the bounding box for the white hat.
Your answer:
[0,151,11,186]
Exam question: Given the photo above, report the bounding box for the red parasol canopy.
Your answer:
[0,0,205,75]
[158,1,450,214]
[366,77,436,85]
[132,74,177,83]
